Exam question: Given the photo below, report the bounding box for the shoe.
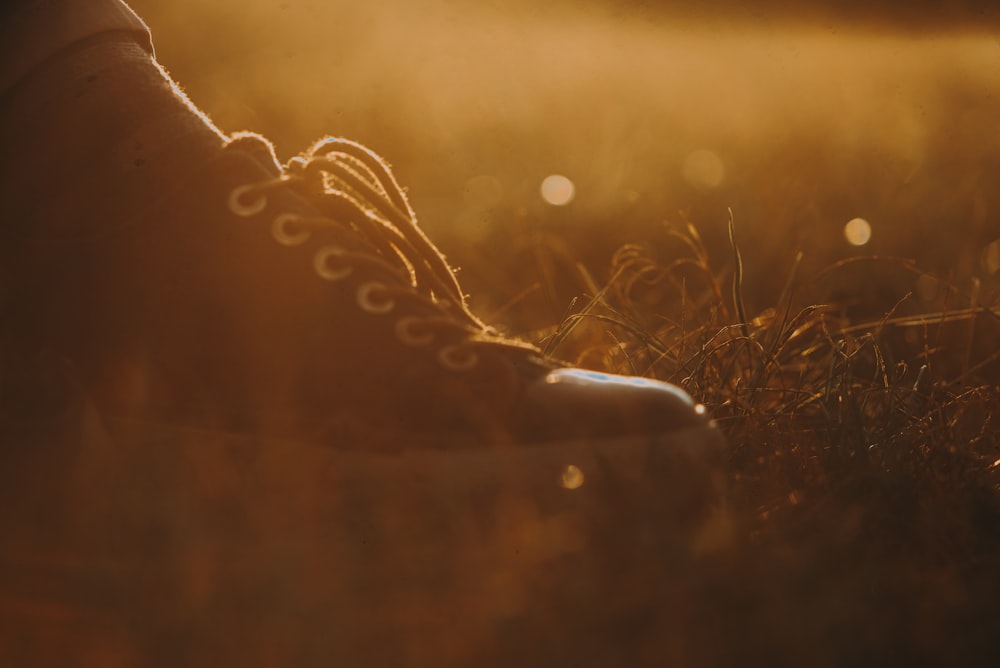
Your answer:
[2,35,721,452]
[56,128,722,449]
[1,29,728,667]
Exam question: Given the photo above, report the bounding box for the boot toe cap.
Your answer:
[517,368,712,442]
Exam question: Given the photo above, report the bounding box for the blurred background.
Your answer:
[128,0,1000,333]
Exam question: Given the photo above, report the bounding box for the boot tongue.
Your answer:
[224,132,284,175]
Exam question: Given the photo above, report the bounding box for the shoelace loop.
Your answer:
[226,136,543,375]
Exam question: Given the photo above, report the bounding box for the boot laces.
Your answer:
[226,135,543,374]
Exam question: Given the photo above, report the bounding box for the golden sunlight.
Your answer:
[21,0,999,664]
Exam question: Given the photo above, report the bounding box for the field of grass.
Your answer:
[127,1,1000,663]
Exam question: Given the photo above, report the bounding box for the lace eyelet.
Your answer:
[394,316,434,346]
[314,245,353,281]
[438,344,478,372]
[272,213,310,246]
[228,184,267,216]
[357,281,395,314]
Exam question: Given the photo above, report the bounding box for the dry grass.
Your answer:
[512,213,1000,665]
[120,2,1000,661]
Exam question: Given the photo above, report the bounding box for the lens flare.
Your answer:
[541,174,575,206]
[844,217,872,246]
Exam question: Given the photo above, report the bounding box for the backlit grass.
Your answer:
[126,1,1000,662]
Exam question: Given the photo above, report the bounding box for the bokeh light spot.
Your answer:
[541,174,575,206]
[683,149,724,189]
[560,464,585,490]
[844,217,872,246]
